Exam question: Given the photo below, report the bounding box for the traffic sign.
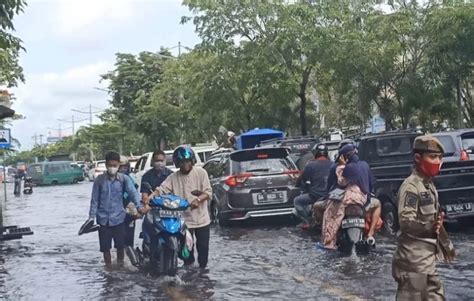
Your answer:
[0,128,11,148]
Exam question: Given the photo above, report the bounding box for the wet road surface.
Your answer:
[1,182,474,300]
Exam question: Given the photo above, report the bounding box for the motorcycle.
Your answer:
[326,188,374,256]
[129,183,192,276]
[23,177,34,194]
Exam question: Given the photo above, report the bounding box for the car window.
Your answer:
[204,160,222,179]
[97,162,106,169]
[232,158,294,174]
[376,137,412,156]
[134,158,142,171]
[166,154,174,168]
[434,135,456,156]
[140,156,147,171]
[48,163,61,173]
[461,133,474,154]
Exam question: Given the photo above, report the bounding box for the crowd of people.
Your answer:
[86,134,455,300]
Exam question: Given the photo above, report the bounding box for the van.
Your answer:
[27,161,84,186]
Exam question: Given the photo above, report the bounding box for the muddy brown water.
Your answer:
[1,182,473,300]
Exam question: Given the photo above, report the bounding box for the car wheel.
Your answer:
[382,202,398,236]
[73,178,79,184]
[51,180,59,185]
[213,203,230,227]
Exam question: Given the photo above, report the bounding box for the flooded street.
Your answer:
[1,182,474,300]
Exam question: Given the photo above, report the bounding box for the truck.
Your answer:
[356,130,474,235]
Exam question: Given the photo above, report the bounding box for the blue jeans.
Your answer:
[294,193,317,222]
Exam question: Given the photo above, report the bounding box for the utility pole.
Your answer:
[178,41,181,57]
[32,133,38,146]
[72,105,103,126]
[58,115,88,136]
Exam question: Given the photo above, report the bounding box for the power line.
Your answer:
[72,104,104,126]
[58,115,88,136]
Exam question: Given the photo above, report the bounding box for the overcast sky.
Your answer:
[9,0,200,150]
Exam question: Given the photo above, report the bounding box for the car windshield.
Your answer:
[232,158,293,174]
[97,162,106,168]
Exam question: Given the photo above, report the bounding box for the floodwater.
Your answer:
[1,182,473,300]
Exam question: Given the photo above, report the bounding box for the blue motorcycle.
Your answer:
[132,183,191,276]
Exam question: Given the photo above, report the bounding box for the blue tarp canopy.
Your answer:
[236,128,285,149]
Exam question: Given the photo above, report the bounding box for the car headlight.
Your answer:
[163,199,180,209]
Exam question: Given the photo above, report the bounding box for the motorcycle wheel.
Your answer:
[159,237,178,276]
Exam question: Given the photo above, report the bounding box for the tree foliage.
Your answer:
[0,0,26,87]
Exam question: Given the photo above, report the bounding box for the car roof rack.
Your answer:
[259,135,320,145]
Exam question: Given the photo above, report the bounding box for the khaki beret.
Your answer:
[413,135,445,153]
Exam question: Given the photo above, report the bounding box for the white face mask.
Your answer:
[107,167,119,176]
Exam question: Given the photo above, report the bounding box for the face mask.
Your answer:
[153,161,166,170]
[419,159,441,177]
[107,167,119,176]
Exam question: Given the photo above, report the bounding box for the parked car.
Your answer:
[88,160,106,181]
[28,161,84,185]
[432,129,474,162]
[356,130,474,235]
[203,147,302,225]
[0,166,16,183]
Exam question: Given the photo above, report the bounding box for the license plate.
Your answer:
[256,192,284,204]
[341,218,365,229]
[446,202,473,214]
[159,210,181,218]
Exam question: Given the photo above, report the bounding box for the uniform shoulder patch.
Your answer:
[404,191,418,209]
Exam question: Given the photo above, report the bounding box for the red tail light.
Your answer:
[460,150,469,161]
[225,173,253,187]
[285,170,301,180]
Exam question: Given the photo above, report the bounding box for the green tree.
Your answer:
[0,0,26,87]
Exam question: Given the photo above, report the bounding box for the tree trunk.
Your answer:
[299,67,312,136]
[456,79,463,129]
[299,92,307,136]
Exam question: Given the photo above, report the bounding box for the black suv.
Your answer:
[260,136,320,170]
[203,147,302,225]
[357,130,474,235]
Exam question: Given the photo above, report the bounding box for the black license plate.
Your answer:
[256,192,284,203]
[341,218,365,229]
[159,210,181,218]
[446,202,473,214]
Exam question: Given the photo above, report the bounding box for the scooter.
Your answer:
[337,204,372,256]
[325,188,374,256]
[129,183,192,276]
[23,177,34,194]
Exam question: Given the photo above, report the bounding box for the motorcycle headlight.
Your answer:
[163,199,180,209]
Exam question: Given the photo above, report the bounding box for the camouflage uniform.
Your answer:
[392,135,454,301]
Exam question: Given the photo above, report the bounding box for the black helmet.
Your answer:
[312,143,329,158]
[338,139,354,150]
[172,145,196,168]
